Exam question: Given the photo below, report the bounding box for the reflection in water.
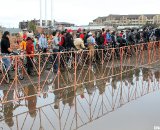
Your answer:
[97,80,106,95]
[0,66,159,130]
[54,87,75,109]
[3,90,14,128]
[155,70,160,81]
[142,68,153,82]
[54,90,61,109]
[24,85,37,118]
[62,88,75,107]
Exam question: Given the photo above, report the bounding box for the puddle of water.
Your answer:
[0,65,159,130]
[79,91,160,130]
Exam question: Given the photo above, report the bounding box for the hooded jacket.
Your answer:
[65,33,74,48]
[26,38,34,58]
[74,38,85,50]
[1,31,11,54]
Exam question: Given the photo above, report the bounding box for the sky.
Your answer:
[0,0,160,28]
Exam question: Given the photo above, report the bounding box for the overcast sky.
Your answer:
[0,0,159,27]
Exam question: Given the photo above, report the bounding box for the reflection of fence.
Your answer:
[0,42,160,104]
[0,68,159,130]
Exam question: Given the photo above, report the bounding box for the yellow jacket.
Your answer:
[20,40,26,51]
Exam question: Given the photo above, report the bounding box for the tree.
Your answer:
[28,21,36,33]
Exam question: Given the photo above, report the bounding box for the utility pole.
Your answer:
[45,0,47,27]
[51,0,54,28]
[40,0,42,27]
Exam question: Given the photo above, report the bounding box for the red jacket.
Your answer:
[59,35,65,46]
[23,34,27,40]
[120,33,123,38]
[26,39,34,58]
[80,33,84,40]
[102,33,107,45]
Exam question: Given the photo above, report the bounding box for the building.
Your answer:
[54,22,75,30]
[91,14,160,26]
[92,16,107,25]
[19,19,52,30]
[54,22,74,27]
[19,19,75,30]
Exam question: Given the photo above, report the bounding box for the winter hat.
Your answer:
[67,29,73,33]
[2,31,10,38]
[77,28,82,32]
[27,32,34,39]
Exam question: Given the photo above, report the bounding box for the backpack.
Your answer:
[84,33,88,44]
[128,33,134,42]
[117,37,123,44]
[122,38,126,43]
[99,35,104,45]
[76,32,81,38]
[135,32,140,40]
[155,29,159,37]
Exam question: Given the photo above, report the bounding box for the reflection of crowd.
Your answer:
[54,87,75,109]
[53,67,158,109]
[154,70,160,81]
[142,68,153,82]
[24,85,37,118]
[3,90,14,127]
[1,66,159,128]
[1,85,38,128]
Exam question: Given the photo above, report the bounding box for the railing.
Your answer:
[0,67,159,130]
[0,42,159,104]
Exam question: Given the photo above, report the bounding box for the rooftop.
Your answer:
[93,14,160,21]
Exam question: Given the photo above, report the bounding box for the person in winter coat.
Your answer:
[0,31,13,79]
[128,29,135,45]
[102,28,107,45]
[74,38,85,52]
[38,33,48,53]
[59,31,66,51]
[111,31,116,48]
[87,32,96,62]
[26,34,34,76]
[65,29,74,50]
[52,31,60,73]
[83,29,88,45]
[106,30,112,43]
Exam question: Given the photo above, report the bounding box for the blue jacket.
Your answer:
[87,36,95,44]
[106,33,111,42]
[39,37,48,49]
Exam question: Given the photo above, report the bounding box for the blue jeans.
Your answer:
[2,57,11,70]
[53,49,59,73]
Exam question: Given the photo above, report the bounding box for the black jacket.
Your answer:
[128,32,135,44]
[1,37,10,54]
[65,33,74,49]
